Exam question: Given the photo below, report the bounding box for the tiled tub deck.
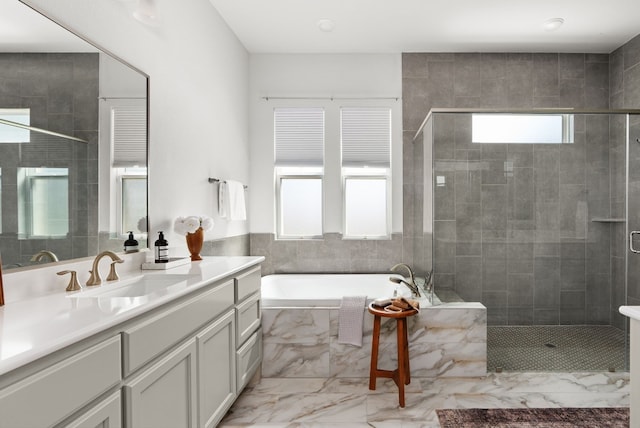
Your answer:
[262,302,487,379]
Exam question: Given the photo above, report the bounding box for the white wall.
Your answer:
[249,54,403,234]
[22,0,250,255]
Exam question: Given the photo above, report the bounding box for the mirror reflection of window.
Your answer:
[118,167,147,235]
[100,99,148,239]
[18,167,69,238]
[0,108,30,143]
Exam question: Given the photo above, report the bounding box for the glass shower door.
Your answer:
[626,114,640,370]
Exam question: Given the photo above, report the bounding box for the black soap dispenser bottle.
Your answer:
[154,231,169,263]
[124,231,139,253]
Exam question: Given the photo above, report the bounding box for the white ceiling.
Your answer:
[0,0,96,52]
[209,0,640,54]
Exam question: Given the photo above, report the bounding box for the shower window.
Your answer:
[472,113,574,144]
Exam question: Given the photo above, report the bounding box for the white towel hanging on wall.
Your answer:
[218,180,246,221]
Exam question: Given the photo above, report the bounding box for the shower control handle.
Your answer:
[630,231,640,254]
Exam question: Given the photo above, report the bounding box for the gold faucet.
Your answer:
[86,251,124,286]
[58,270,81,292]
[30,250,59,263]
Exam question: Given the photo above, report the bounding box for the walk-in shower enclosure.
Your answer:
[414,109,640,369]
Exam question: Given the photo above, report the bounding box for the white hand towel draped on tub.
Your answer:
[218,180,246,221]
[338,295,367,347]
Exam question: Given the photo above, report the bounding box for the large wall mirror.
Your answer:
[0,1,149,270]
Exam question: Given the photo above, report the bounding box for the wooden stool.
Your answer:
[368,302,418,408]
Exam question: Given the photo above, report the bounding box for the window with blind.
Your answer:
[101,99,148,238]
[341,107,391,239]
[274,107,324,239]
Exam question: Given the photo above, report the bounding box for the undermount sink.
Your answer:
[67,274,198,298]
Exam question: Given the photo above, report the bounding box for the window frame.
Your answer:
[116,168,147,238]
[471,113,575,144]
[275,170,324,240]
[341,169,391,240]
[18,167,69,239]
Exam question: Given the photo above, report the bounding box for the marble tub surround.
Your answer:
[262,302,486,379]
[0,255,264,375]
[219,372,629,426]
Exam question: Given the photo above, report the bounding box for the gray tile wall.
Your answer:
[403,53,613,325]
[250,233,405,276]
[0,53,99,268]
[202,233,250,257]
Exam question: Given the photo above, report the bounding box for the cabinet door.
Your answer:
[236,328,262,393]
[124,339,197,428]
[61,391,122,428]
[236,291,261,347]
[197,309,236,428]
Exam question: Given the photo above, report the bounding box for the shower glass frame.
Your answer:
[414,108,640,372]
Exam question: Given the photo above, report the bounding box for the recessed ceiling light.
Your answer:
[317,19,335,33]
[543,18,564,32]
[133,0,160,26]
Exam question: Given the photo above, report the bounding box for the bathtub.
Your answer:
[260,273,486,379]
[261,273,420,307]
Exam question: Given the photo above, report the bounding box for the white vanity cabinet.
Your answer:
[118,264,262,427]
[0,259,263,428]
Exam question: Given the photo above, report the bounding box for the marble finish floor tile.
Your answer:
[219,372,629,427]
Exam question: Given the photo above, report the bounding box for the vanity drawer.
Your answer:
[236,328,262,393]
[236,291,261,347]
[0,335,121,428]
[123,279,234,376]
[235,266,261,303]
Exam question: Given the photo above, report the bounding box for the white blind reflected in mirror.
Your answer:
[111,104,147,167]
[472,114,574,144]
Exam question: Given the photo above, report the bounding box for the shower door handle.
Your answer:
[631,231,640,253]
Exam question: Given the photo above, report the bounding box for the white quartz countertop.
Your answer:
[0,256,264,376]
[620,305,640,321]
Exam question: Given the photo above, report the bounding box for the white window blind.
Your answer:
[341,107,391,168]
[274,107,324,167]
[112,105,147,167]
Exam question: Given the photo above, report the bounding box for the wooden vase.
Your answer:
[186,227,204,261]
